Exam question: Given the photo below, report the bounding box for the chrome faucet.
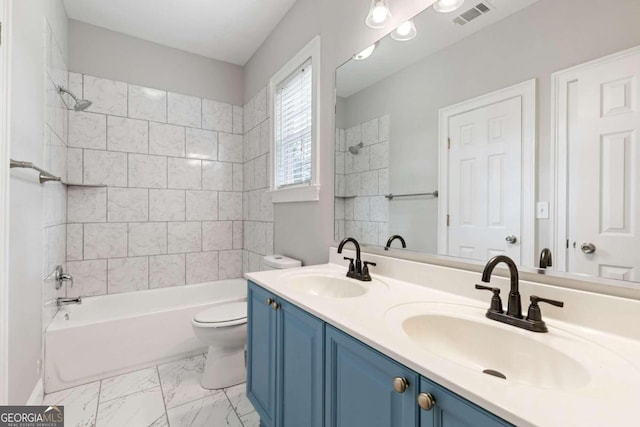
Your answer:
[337,237,376,281]
[475,255,564,332]
[384,235,406,251]
[46,265,73,290]
[56,297,82,307]
[539,248,553,269]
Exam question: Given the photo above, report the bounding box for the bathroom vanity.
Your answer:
[247,280,510,427]
[246,250,640,427]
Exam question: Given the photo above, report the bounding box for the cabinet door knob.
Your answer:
[417,392,436,411]
[266,297,274,306]
[392,377,409,393]
[271,301,280,310]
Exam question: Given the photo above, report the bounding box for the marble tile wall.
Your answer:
[242,87,275,273]
[335,115,390,247]
[66,73,245,296]
[43,21,69,327]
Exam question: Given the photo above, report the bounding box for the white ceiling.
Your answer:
[337,0,539,98]
[64,0,298,66]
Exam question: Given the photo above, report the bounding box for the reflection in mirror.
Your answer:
[334,0,640,285]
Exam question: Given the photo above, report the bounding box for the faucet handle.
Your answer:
[362,261,376,274]
[475,284,503,313]
[527,296,564,322]
[343,257,355,274]
[60,272,74,287]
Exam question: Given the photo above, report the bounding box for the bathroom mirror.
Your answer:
[334,0,640,285]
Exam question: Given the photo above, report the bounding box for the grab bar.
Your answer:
[10,159,61,184]
[385,190,438,200]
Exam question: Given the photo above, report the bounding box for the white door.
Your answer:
[568,52,640,281]
[447,97,522,263]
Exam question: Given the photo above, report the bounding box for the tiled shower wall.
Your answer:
[65,73,245,296]
[43,21,69,325]
[242,87,275,273]
[335,115,390,247]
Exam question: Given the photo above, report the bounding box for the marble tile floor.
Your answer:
[42,354,259,427]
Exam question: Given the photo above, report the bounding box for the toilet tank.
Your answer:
[262,255,302,270]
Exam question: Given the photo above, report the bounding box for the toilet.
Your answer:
[192,254,301,389]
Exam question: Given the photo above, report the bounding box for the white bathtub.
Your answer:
[44,279,247,393]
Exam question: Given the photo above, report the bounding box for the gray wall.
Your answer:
[69,20,244,106]
[8,0,69,404]
[243,0,430,265]
[338,0,640,261]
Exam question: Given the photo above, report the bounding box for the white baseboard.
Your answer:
[26,379,44,405]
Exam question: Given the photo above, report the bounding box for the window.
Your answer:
[274,59,312,188]
[269,36,320,203]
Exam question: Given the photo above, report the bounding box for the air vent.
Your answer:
[453,2,492,25]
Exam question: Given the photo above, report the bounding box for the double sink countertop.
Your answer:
[246,249,640,427]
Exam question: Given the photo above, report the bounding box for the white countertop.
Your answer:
[246,250,640,427]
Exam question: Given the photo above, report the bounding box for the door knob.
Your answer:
[271,301,280,310]
[392,377,409,393]
[580,243,596,254]
[266,297,274,306]
[417,392,436,410]
[505,235,517,244]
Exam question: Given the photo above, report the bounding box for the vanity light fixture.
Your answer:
[433,0,465,13]
[390,20,417,41]
[353,43,378,61]
[365,0,392,29]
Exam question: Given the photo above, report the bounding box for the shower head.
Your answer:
[348,142,363,155]
[58,86,92,111]
[73,99,93,111]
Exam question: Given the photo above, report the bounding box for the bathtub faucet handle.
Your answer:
[60,271,73,288]
[49,265,74,290]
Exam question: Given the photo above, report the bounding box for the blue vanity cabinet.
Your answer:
[277,299,324,427]
[325,325,419,427]
[247,282,279,427]
[419,377,512,427]
[247,281,324,427]
[248,280,514,427]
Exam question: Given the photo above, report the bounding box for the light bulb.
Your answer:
[433,0,465,13]
[371,6,389,23]
[353,43,377,61]
[365,0,392,29]
[396,21,413,36]
[390,20,417,41]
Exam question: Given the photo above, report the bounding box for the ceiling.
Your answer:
[337,0,539,98]
[64,0,298,66]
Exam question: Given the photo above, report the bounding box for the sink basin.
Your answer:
[385,303,598,390]
[281,271,386,298]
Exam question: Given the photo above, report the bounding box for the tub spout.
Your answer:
[57,297,82,307]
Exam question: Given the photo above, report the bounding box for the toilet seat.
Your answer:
[193,302,247,327]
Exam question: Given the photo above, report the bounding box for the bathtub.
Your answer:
[44,279,247,393]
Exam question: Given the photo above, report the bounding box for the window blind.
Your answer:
[274,58,313,189]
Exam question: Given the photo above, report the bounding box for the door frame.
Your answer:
[438,79,536,266]
[0,0,11,405]
[550,45,640,272]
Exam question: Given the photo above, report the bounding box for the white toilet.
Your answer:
[192,255,301,389]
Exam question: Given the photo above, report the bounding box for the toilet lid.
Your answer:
[194,302,247,326]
